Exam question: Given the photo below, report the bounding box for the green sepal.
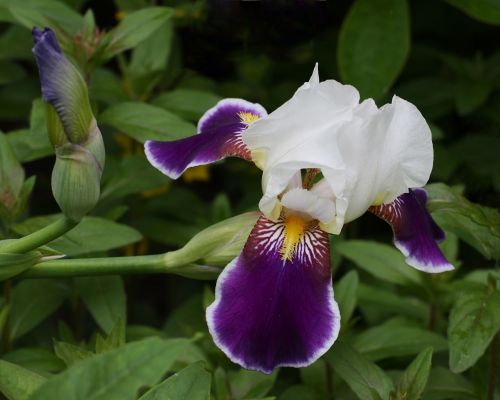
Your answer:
[52,144,102,222]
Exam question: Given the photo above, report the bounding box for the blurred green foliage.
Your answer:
[0,0,499,399]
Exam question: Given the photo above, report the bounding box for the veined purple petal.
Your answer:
[145,99,267,179]
[370,188,453,273]
[206,215,340,374]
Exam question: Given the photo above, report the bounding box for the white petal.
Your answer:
[281,188,336,224]
[338,95,433,224]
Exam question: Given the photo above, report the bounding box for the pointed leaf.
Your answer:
[338,0,410,99]
[394,347,433,400]
[0,360,46,400]
[139,362,211,400]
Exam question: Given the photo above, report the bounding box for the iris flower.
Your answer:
[145,65,452,373]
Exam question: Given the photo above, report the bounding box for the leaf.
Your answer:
[394,347,433,400]
[448,284,500,373]
[99,155,168,205]
[228,369,278,399]
[76,276,126,334]
[2,347,65,373]
[101,7,173,59]
[152,89,222,121]
[30,337,191,400]
[6,99,53,162]
[446,0,500,25]
[138,362,211,400]
[12,215,142,256]
[0,252,39,282]
[423,367,476,399]
[99,102,195,143]
[334,270,359,324]
[0,0,83,35]
[352,320,447,361]
[0,360,46,400]
[357,283,428,322]
[335,240,423,286]
[325,342,393,400]
[9,279,70,340]
[53,341,93,367]
[338,0,409,99]
[426,183,500,259]
[94,318,126,354]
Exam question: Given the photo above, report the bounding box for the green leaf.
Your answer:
[394,347,433,400]
[101,7,173,59]
[0,360,46,400]
[6,99,53,162]
[138,361,211,400]
[357,283,428,322]
[75,276,126,334]
[9,279,70,340]
[30,337,191,400]
[12,215,142,256]
[335,240,423,286]
[94,318,126,353]
[426,183,500,259]
[325,342,393,400]
[128,20,173,96]
[99,155,168,205]
[423,367,476,399]
[0,0,83,35]
[152,89,222,121]
[99,102,195,143]
[2,347,65,373]
[0,252,39,282]
[338,0,409,99]
[448,284,500,373]
[334,270,359,324]
[228,369,278,399]
[352,320,447,361]
[0,131,24,200]
[446,0,500,25]
[53,341,93,367]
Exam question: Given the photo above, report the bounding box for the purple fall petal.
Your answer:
[370,188,453,273]
[206,216,340,374]
[145,98,266,179]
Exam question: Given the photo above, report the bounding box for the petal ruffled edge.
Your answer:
[206,215,340,374]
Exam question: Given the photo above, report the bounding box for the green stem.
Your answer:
[21,252,223,280]
[22,255,165,278]
[0,216,78,254]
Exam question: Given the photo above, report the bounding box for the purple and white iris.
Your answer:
[145,65,453,373]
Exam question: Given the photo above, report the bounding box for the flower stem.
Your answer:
[0,216,78,254]
[22,254,165,278]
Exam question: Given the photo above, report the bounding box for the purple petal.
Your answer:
[32,27,93,143]
[206,215,340,374]
[370,188,453,273]
[145,99,266,179]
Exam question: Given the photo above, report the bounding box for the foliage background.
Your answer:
[0,0,499,399]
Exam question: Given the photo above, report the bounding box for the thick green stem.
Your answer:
[21,252,222,280]
[0,216,78,254]
[22,255,165,278]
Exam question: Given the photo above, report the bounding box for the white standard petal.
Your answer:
[336,95,433,224]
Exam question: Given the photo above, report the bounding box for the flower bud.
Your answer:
[51,144,102,222]
[33,27,105,220]
[164,212,259,271]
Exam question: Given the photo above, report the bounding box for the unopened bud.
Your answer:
[33,27,105,220]
[51,144,102,222]
[164,212,259,271]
